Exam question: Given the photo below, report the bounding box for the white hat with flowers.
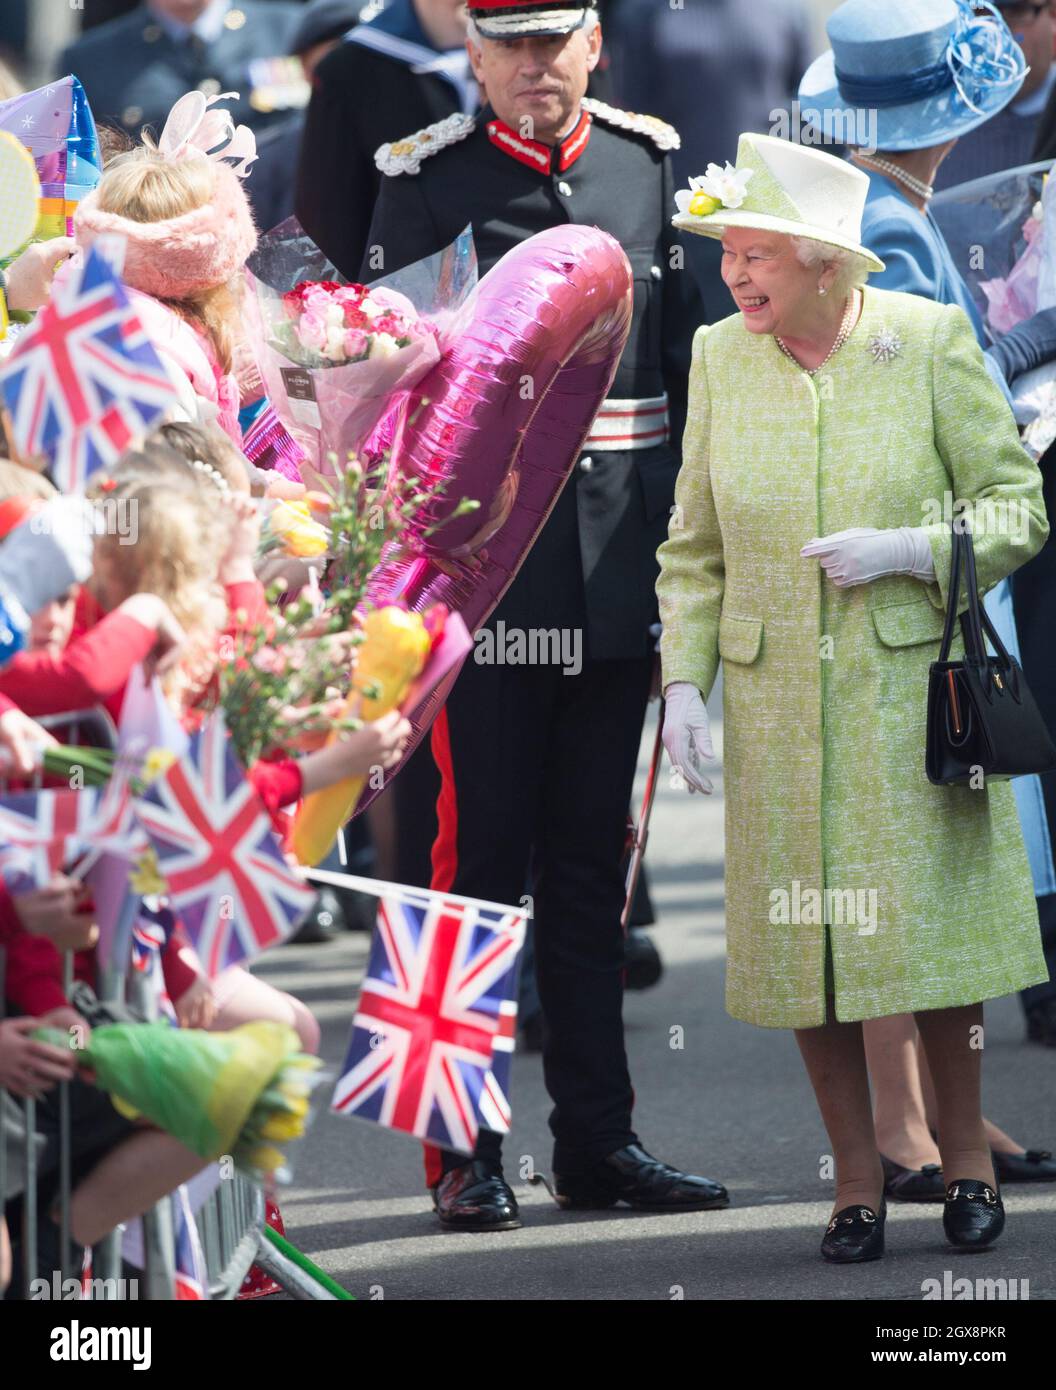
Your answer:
[673,132,885,272]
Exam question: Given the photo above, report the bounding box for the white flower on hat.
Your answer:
[674,163,753,218]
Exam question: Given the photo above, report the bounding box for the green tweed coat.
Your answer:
[656,286,1050,1029]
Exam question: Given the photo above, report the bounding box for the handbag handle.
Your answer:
[959,521,1015,673]
[937,520,964,663]
[936,518,1013,671]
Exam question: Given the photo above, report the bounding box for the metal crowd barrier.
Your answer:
[1,711,337,1295]
[2,708,338,1300]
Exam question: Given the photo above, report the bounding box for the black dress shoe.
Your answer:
[624,928,664,991]
[881,1154,945,1202]
[553,1144,729,1211]
[992,1148,1056,1183]
[943,1179,1005,1249]
[433,1161,522,1232]
[821,1201,886,1264]
[1025,997,1056,1046]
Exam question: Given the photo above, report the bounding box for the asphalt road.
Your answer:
[256,695,1056,1302]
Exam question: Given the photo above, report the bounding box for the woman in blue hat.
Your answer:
[799,0,1056,1205]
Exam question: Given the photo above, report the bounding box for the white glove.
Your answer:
[0,497,100,618]
[661,682,715,794]
[800,526,936,587]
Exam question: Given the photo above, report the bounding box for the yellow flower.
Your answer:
[261,1110,307,1142]
[689,190,721,217]
[142,747,177,785]
[276,1089,310,1118]
[270,500,329,558]
[129,847,168,897]
[248,1143,287,1175]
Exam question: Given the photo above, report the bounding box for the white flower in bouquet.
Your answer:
[370,332,400,361]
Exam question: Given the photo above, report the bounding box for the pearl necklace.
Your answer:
[852,151,934,202]
[775,292,858,376]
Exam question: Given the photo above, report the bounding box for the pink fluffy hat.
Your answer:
[74,91,259,300]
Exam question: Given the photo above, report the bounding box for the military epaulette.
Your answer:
[375,113,476,176]
[580,99,680,152]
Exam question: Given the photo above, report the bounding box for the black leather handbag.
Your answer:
[926,521,1056,785]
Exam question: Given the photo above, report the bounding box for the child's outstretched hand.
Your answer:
[174,973,216,1031]
[0,1017,77,1099]
[117,593,186,680]
[219,493,261,585]
[298,710,412,793]
[0,705,57,778]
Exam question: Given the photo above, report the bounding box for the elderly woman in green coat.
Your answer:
[656,133,1049,1264]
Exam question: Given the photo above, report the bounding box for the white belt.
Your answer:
[584,394,669,452]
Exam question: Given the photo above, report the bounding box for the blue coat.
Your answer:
[861,167,1056,896]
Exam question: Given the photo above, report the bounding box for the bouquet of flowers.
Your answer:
[219,458,477,771]
[34,1020,322,1183]
[275,280,430,366]
[242,217,477,487]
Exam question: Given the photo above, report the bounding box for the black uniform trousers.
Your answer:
[427,647,654,1182]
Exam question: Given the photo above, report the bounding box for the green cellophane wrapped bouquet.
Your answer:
[35,1020,321,1182]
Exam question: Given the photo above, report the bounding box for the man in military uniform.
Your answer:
[295,0,474,280]
[59,0,302,139]
[363,0,728,1231]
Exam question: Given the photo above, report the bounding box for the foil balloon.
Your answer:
[354,224,633,816]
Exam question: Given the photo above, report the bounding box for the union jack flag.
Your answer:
[129,902,178,1021]
[331,886,526,1154]
[133,713,315,975]
[0,787,100,891]
[172,1186,207,1301]
[130,911,168,973]
[0,245,177,492]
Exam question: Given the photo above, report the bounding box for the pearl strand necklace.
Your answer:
[852,150,934,202]
[775,291,858,376]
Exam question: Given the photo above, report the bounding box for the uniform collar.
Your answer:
[148,0,231,44]
[485,106,592,174]
[346,0,476,109]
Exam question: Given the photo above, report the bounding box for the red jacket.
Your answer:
[0,578,305,1015]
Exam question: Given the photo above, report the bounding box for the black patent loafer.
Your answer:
[821,1201,886,1264]
[432,1160,522,1232]
[943,1180,1004,1249]
[553,1143,729,1211]
[992,1148,1056,1184]
[881,1154,945,1202]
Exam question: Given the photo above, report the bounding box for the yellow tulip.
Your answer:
[689,190,721,217]
[290,606,431,865]
[269,500,329,558]
[260,1110,307,1142]
[248,1144,287,1175]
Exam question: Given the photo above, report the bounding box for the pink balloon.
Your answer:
[353,225,632,816]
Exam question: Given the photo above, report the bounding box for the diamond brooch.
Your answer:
[869,327,903,364]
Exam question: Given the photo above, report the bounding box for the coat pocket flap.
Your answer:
[871,599,949,648]
[718,613,764,664]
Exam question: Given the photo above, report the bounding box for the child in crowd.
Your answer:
[73,95,259,444]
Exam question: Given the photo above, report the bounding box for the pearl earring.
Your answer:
[818,284,828,297]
